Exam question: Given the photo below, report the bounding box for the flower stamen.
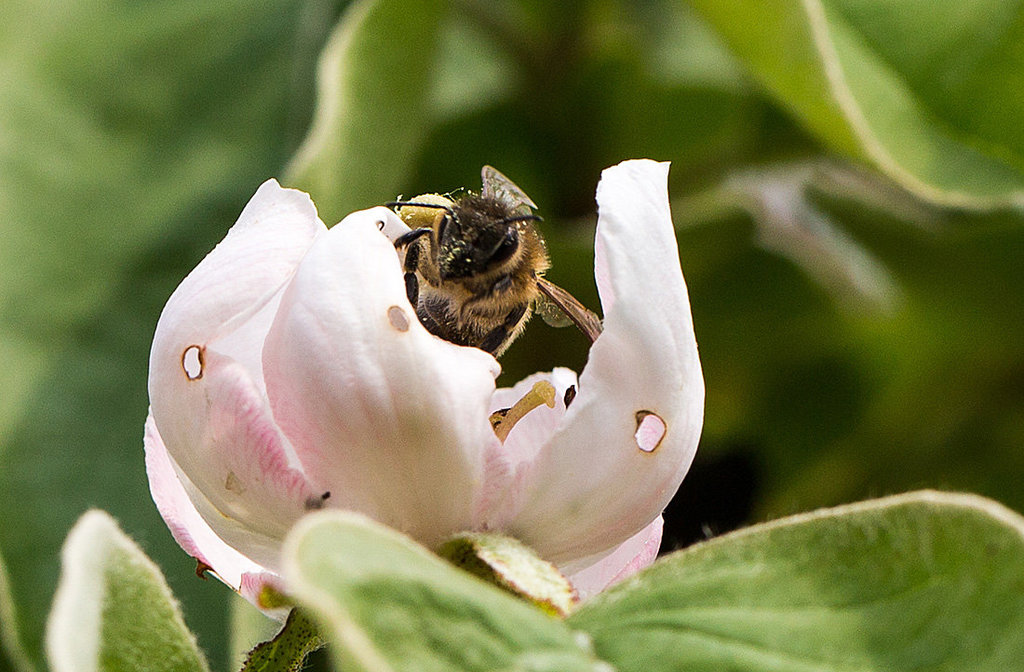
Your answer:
[490,381,556,442]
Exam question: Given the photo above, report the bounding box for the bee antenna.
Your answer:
[501,214,543,226]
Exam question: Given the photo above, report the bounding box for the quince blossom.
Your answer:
[144,159,703,604]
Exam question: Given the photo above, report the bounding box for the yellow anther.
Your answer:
[489,381,556,442]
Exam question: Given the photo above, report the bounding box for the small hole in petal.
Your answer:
[634,411,666,453]
[388,305,410,331]
[182,345,204,380]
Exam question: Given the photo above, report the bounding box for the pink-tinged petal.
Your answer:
[263,207,501,549]
[144,413,269,591]
[154,348,316,570]
[149,181,324,568]
[239,572,290,620]
[507,159,704,563]
[562,516,663,601]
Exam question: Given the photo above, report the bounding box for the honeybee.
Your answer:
[389,166,602,356]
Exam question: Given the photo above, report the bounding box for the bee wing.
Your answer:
[481,165,537,214]
[535,276,603,343]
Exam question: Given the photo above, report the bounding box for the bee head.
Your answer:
[437,197,537,281]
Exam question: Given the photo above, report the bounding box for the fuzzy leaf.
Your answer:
[0,0,334,667]
[239,609,323,672]
[46,511,209,672]
[283,511,604,672]
[569,491,1024,671]
[438,533,576,618]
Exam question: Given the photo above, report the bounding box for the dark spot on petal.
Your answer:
[377,220,385,231]
[305,491,332,510]
[634,410,667,453]
[182,345,204,380]
[195,559,213,579]
[225,471,244,493]
[563,385,577,409]
[388,305,410,331]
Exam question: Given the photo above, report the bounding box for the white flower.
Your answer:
[144,159,703,605]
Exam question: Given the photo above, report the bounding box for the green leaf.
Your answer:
[0,549,33,672]
[239,609,324,672]
[0,0,324,437]
[283,510,603,672]
[437,533,576,617]
[689,0,1024,208]
[285,0,448,222]
[229,594,285,672]
[570,491,1024,671]
[0,1,340,667]
[46,511,209,672]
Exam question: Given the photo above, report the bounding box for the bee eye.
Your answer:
[489,227,519,264]
[437,214,451,243]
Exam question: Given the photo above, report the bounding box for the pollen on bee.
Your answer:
[182,345,204,380]
[490,380,557,442]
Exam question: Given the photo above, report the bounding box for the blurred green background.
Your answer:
[3,0,1023,669]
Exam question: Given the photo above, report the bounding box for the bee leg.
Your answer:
[395,229,430,306]
[479,304,529,355]
[402,244,420,305]
[404,272,419,306]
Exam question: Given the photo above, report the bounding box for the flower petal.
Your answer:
[149,180,324,388]
[144,413,269,591]
[263,207,501,549]
[562,516,663,601]
[171,350,317,561]
[506,159,704,563]
[477,368,579,530]
[148,181,323,568]
[239,572,290,620]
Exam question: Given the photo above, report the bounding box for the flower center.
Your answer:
[489,381,556,442]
